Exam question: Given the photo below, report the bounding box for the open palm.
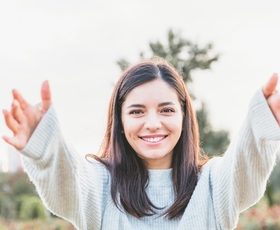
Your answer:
[3,81,52,150]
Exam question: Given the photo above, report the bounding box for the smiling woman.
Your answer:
[89,61,203,221]
[2,58,280,230]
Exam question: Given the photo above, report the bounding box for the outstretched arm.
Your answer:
[2,82,109,229]
[3,80,51,149]
[210,73,280,229]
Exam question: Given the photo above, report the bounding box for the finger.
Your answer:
[263,73,278,98]
[2,136,22,150]
[12,89,29,110]
[3,109,19,133]
[11,100,24,123]
[41,80,52,112]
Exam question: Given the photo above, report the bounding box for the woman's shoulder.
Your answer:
[84,156,111,180]
[199,157,222,176]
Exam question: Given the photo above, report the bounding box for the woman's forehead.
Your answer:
[122,79,180,106]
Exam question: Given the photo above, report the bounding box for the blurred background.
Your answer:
[1,0,280,229]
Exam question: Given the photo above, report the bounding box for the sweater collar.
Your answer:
[147,168,173,187]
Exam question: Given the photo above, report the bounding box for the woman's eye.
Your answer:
[129,110,143,115]
[162,108,175,113]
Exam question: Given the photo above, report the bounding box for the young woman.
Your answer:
[3,60,280,230]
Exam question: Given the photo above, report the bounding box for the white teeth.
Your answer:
[142,137,165,142]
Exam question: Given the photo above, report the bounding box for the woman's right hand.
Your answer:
[2,81,52,150]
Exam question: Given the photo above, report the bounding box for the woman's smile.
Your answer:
[140,134,167,143]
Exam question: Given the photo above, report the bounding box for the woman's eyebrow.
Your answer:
[127,104,145,109]
[158,102,175,107]
[127,102,175,109]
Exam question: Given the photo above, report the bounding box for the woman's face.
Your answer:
[121,79,183,169]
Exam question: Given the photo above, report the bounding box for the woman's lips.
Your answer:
[140,135,168,143]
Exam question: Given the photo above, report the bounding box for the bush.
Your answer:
[18,196,47,221]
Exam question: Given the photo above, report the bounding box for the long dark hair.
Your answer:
[87,58,207,219]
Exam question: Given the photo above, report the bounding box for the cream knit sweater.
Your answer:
[20,89,280,230]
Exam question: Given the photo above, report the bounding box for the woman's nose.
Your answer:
[144,113,162,130]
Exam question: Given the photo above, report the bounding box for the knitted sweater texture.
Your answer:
[20,89,280,230]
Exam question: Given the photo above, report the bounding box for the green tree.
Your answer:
[117,29,230,156]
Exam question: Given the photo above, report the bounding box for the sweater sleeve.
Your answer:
[19,104,109,230]
[210,88,280,229]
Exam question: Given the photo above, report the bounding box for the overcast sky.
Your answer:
[1,0,280,170]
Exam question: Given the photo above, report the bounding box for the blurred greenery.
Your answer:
[0,171,37,220]
[18,196,46,220]
[266,161,280,207]
[0,171,74,229]
[117,29,230,156]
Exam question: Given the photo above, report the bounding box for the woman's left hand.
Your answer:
[263,73,280,125]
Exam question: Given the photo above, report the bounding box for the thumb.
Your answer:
[263,73,278,98]
[41,80,52,111]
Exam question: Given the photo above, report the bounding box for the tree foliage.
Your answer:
[117,29,230,156]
